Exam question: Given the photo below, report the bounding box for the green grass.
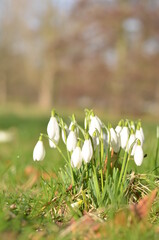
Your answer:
[0,109,159,239]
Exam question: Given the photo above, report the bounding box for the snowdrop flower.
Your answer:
[67,126,77,152]
[47,110,60,148]
[33,136,45,161]
[89,114,102,137]
[127,128,136,156]
[135,124,144,146]
[82,135,93,163]
[134,140,144,166]
[115,120,123,134]
[110,127,120,153]
[71,144,82,169]
[120,122,129,149]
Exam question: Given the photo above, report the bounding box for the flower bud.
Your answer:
[71,146,82,169]
[134,140,144,166]
[47,116,60,148]
[67,131,77,152]
[120,124,129,149]
[115,120,123,134]
[33,139,45,161]
[82,138,93,163]
[89,115,101,137]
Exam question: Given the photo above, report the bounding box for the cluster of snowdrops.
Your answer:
[33,109,144,169]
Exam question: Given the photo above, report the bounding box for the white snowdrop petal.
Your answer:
[82,139,93,163]
[47,116,59,139]
[131,142,137,156]
[71,147,82,169]
[49,139,56,148]
[33,140,45,161]
[67,131,77,152]
[120,126,129,149]
[140,127,145,142]
[134,145,144,166]
[115,125,122,134]
[135,130,143,146]
[89,116,101,136]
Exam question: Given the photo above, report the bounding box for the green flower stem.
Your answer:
[154,135,159,175]
[100,130,104,192]
[120,150,131,193]
[67,149,75,187]
[82,190,88,211]
[117,150,128,192]
[107,144,111,175]
[42,134,68,164]
[93,165,100,204]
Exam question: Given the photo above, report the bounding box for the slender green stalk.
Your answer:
[42,134,68,163]
[107,144,111,175]
[117,150,128,191]
[100,130,104,192]
[154,128,159,174]
[120,150,131,193]
[43,133,75,186]
[93,165,100,204]
[67,149,75,186]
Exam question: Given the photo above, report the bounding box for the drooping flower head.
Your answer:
[120,121,129,150]
[134,139,144,166]
[47,110,60,148]
[33,135,45,161]
[71,141,82,169]
[115,119,123,134]
[127,128,136,156]
[82,133,93,163]
[89,112,102,137]
[67,124,77,152]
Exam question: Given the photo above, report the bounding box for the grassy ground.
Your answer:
[0,108,159,239]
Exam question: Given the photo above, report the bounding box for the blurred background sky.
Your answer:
[0,0,159,117]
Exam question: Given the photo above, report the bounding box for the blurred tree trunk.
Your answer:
[38,61,55,109]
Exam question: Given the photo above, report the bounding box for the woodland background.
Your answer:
[0,0,159,116]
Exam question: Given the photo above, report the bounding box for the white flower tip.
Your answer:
[33,140,45,161]
[134,145,143,166]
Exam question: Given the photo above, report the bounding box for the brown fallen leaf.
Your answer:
[130,188,157,220]
[113,189,158,229]
[60,213,104,239]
